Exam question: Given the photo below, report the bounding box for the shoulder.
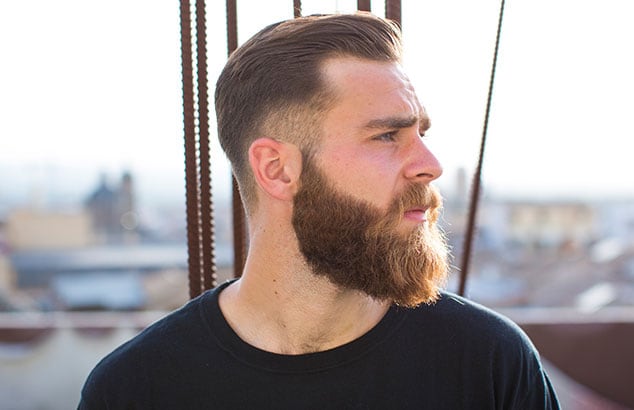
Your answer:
[400,291,545,384]
[408,291,534,347]
[400,292,559,408]
[79,288,217,407]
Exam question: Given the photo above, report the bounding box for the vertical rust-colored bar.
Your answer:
[458,0,506,296]
[385,0,401,25]
[357,0,371,12]
[232,180,247,277]
[226,0,238,53]
[180,0,203,299]
[196,0,217,291]
[226,0,247,278]
[294,0,302,18]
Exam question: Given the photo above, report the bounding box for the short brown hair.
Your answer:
[215,12,403,210]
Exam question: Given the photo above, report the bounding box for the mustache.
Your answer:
[390,183,443,223]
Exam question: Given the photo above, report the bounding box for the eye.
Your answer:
[374,131,397,142]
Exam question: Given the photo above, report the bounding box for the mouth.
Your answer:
[403,207,428,223]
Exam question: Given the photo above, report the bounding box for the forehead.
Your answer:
[320,57,430,133]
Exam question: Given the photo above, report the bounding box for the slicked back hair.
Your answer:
[214,12,403,211]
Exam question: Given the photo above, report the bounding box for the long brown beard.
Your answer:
[292,157,449,307]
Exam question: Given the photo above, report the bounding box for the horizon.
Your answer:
[1,161,632,218]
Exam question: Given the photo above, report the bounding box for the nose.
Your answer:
[404,136,443,183]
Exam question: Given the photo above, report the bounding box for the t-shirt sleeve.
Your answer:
[77,369,105,410]
[517,369,560,409]
[76,336,154,409]
[491,313,561,409]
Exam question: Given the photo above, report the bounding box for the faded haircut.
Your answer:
[214,12,403,211]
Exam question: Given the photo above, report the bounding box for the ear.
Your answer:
[248,138,302,202]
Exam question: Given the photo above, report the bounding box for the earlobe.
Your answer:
[249,138,301,201]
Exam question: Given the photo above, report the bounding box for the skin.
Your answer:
[218,57,443,355]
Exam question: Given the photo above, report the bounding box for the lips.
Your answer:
[403,207,428,223]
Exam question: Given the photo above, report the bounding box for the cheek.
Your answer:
[327,152,402,208]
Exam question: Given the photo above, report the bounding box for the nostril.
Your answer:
[416,171,434,178]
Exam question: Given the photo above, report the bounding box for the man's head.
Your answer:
[215,12,449,306]
[215,13,403,210]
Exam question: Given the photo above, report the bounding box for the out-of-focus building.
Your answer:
[0,253,16,293]
[0,170,205,311]
[505,201,596,248]
[5,209,94,251]
[85,171,139,244]
[3,170,140,252]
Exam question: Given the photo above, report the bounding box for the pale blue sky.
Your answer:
[1,0,633,208]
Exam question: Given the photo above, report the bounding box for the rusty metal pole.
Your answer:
[180,0,203,299]
[226,0,248,279]
[357,0,371,12]
[294,0,301,18]
[195,0,217,291]
[385,0,401,25]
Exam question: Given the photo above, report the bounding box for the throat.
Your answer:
[220,278,390,355]
[270,293,391,354]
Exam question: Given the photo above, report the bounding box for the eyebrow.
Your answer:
[363,115,431,133]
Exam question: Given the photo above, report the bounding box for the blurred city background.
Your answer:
[1,0,633,409]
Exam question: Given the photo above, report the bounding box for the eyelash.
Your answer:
[374,131,427,142]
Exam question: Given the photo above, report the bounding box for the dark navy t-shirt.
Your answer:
[79,281,559,409]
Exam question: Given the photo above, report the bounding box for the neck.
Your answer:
[218,220,390,355]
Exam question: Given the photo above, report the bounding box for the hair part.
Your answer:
[215,12,403,212]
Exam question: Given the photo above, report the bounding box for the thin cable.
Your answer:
[458,0,506,296]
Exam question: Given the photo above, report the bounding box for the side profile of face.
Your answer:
[291,57,449,306]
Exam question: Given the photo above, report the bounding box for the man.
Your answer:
[79,13,559,409]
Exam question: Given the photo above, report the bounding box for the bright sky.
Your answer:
[1,0,633,208]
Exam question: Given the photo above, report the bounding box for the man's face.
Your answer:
[291,57,448,306]
[312,57,443,228]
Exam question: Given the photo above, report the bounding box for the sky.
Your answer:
[1,0,633,210]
